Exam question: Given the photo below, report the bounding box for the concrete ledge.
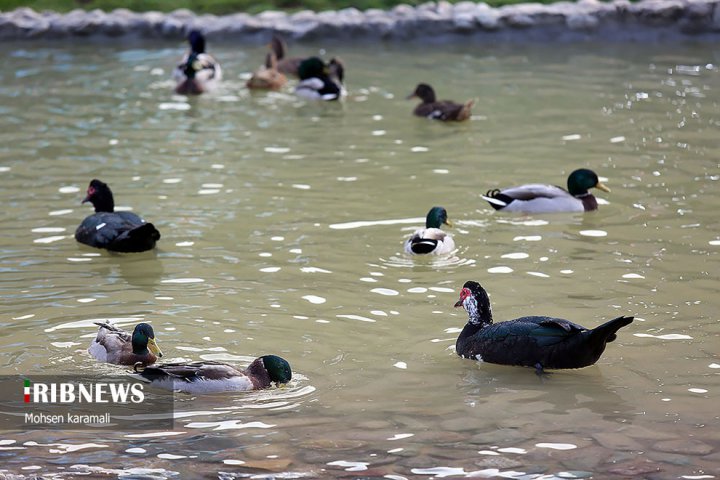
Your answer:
[1,0,719,42]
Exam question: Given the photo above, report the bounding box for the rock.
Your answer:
[592,432,644,451]
[0,0,719,41]
[606,459,662,476]
[653,439,714,455]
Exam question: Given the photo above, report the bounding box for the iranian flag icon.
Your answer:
[24,379,30,403]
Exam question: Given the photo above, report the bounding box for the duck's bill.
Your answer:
[445,219,454,227]
[453,299,463,308]
[148,338,163,358]
[596,182,611,193]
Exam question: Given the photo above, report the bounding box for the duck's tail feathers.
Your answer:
[457,99,474,121]
[590,315,634,343]
[93,321,119,332]
[110,223,160,253]
[410,238,439,254]
[482,189,512,210]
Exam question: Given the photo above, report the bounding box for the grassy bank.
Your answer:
[0,0,557,15]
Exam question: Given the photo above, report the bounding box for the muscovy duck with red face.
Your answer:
[453,281,633,374]
[75,179,160,253]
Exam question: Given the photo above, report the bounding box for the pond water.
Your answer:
[0,39,718,478]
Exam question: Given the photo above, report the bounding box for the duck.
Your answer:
[268,35,305,76]
[88,322,163,366]
[134,355,292,393]
[482,168,611,214]
[294,56,345,101]
[453,281,634,374]
[408,83,474,121]
[404,206,455,255]
[246,52,288,90]
[75,179,160,253]
[173,30,222,95]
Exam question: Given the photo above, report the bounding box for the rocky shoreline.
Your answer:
[1,0,719,42]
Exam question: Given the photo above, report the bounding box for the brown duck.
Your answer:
[246,52,288,90]
[408,83,473,121]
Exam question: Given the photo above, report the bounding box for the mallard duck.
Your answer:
[454,281,633,374]
[246,52,288,90]
[294,56,345,101]
[134,355,292,393]
[75,179,160,252]
[88,322,163,366]
[404,206,455,255]
[482,168,611,214]
[408,83,473,121]
[173,30,222,95]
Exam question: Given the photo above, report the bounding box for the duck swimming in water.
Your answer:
[135,355,293,394]
[482,168,610,214]
[173,30,222,95]
[453,281,633,374]
[404,206,455,255]
[88,322,163,366]
[75,179,160,253]
[408,83,473,121]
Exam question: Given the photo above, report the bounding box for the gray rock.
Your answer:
[1,0,720,41]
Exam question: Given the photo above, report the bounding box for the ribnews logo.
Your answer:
[0,375,174,430]
[23,379,144,404]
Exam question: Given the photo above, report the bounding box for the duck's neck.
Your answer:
[245,358,272,389]
[131,342,149,356]
[93,198,114,213]
[576,192,598,211]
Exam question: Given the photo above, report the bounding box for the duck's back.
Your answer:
[414,100,471,121]
[76,211,159,252]
[488,184,584,213]
[457,316,596,368]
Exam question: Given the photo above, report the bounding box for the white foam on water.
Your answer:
[161,278,204,284]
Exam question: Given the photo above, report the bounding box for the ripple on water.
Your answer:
[302,295,326,304]
[633,333,692,340]
[535,442,577,450]
[579,230,607,237]
[488,266,513,274]
[371,288,399,296]
[327,460,369,472]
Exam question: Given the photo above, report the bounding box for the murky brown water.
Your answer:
[0,39,718,478]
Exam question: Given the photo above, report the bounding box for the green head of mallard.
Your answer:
[567,169,611,197]
[132,323,163,358]
[425,206,452,229]
[261,355,292,385]
[298,57,327,80]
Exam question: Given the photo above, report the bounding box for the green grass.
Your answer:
[0,0,565,15]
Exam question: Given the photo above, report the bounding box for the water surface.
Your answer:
[0,40,718,478]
